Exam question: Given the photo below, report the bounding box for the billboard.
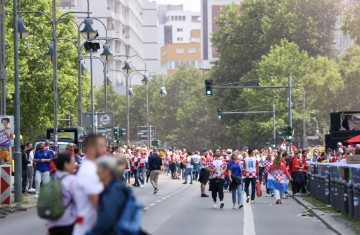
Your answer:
[0,116,14,147]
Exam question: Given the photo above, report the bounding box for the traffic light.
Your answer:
[217,108,223,120]
[286,126,293,142]
[205,80,213,97]
[121,128,126,137]
[152,140,161,147]
[113,128,120,141]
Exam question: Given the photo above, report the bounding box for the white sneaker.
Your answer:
[34,194,38,199]
[140,184,144,188]
[224,190,228,193]
[266,193,270,197]
[232,205,236,209]
[246,196,250,203]
[27,188,35,193]
[251,200,255,204]
[213,203,217,209]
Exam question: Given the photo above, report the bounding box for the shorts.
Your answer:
[199,168,209,184]
[124,171,131,179]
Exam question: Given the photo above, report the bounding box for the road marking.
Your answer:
[243,200,256,235]
[143,207,149,211]
[156,200,162,203]
[162,197,167,200]
[149,203,156,207]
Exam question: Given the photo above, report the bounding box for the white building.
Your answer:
[158,4,201,46]
[59,0,160,91]
[201,0,242,70]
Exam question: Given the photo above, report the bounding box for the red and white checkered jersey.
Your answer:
[243,157,259,178]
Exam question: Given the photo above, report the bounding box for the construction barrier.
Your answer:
[0,165,11,205]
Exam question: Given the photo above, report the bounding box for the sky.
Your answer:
[153,0,201,12]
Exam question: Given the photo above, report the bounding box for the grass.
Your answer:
[303,195,360,234]
[11,199,30,205]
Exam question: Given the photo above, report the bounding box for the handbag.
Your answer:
[256,181,262,197]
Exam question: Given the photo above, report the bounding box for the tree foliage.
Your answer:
[342,0,360,44]
[4,0,90,141]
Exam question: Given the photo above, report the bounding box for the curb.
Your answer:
[291,195,344,235]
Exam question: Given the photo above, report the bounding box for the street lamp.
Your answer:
[80,17,98,40]
[45,43,55,61]
[16,17,29,39]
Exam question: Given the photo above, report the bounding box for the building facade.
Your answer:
[158,4,201,75]
[59,0,160,90]
[200,0,242,70]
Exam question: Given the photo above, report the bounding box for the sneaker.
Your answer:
[276,200,280,204]
[224,190,228,193]
[201,194,209,197]
[251,200,255,204]
[34,194,39,199]
[220,202,224,209]
[213,203,217,209]
[246,196,250,203]
[190,182,193,184]
[271,193,275,197]
[140,184,144,188]
[266,193,270,197]
[232,205,236,209]
[182,182,187,184]
[27,188,35,193]
[238,204,244,209]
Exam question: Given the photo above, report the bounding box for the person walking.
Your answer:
[206,149,227,209]
[21,145,29,194]
[34,142,54,198]
[46,153,77,235]
[228,152,243,209]
[183,152,194,184]
[243,150,259,203]
[199,150,210,197]
[73,134,106,235]
[263,154,273,197]
[267,155,292,204]
[148,149,162,194]
[26,142,35,192]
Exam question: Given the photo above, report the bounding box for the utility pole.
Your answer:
[273,102,276,145]
[302,90,306,148]
[287,73,292,151]
[0,0,5,115]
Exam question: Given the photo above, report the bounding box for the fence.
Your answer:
[307,162,360,220]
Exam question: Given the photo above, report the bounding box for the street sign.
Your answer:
[97,128,114,142]
[82,112,114,134]
[137,126,156,142]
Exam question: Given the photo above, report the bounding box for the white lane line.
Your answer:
[243,200,256,235]
[156,200,162,203]
[149,203,156,207]
[161,197,167,200]
[143,207,149,211]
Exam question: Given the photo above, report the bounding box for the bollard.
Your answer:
[331,179,339,210]
[353,184,360,221]
[306,172,311,194]
[324,166,331,205]
[346,182,354,218]
[340,180,348,215]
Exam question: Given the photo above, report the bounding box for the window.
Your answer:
[176,48,184,54]
[171,16,174,21]
[182,16,186,21]
[188,48,196,54]
[175,16,179,21]
[175,61,180,68]
[177,37,183,41]
[177,28,183,32]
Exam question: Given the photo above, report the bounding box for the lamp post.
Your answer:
[144,72,167,147]
[18,1,95,152]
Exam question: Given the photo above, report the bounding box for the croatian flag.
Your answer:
[267,169,289,192]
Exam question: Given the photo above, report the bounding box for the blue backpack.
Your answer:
[116,188,144,235]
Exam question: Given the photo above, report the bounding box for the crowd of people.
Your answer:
[25,134,360,234]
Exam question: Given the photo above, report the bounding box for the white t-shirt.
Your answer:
[73,159,104,235]
[28,150,34,166]
[192,155,200,164]
[186,156,193,169]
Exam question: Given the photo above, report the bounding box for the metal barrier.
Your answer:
[353,184,360,221]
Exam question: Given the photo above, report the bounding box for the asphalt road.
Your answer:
[0,174,336,235]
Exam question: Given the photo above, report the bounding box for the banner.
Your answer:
[0,116,14,147]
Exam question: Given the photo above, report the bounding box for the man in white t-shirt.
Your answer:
[73,134,107,235]
[183,152,194,184]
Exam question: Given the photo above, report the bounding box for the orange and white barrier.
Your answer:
[0,165,11,205]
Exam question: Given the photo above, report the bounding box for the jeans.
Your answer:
[180,168,185,179]
[184,168,193,183]
[133,169,139,186]
[35,170,51,194]
[137,167,145,185]
[27,165,34,190]
[22,169,28,193]
[150,170,160,189]
[264,173,272,194]
[231,184,243,205]
[244,178,256,201]
[224,176,229,190]
[259,167,265,183]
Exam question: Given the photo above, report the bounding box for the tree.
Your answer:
[4,0,90,141]
[342,1,360,44]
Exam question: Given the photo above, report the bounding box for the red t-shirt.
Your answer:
[292,158,301,172]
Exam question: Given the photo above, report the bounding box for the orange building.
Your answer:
[161,29,201,76]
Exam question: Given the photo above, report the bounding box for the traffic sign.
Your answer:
[97,128,114,141]
[137,126,156,142]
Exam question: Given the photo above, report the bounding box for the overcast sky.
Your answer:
[153,0,201,12]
